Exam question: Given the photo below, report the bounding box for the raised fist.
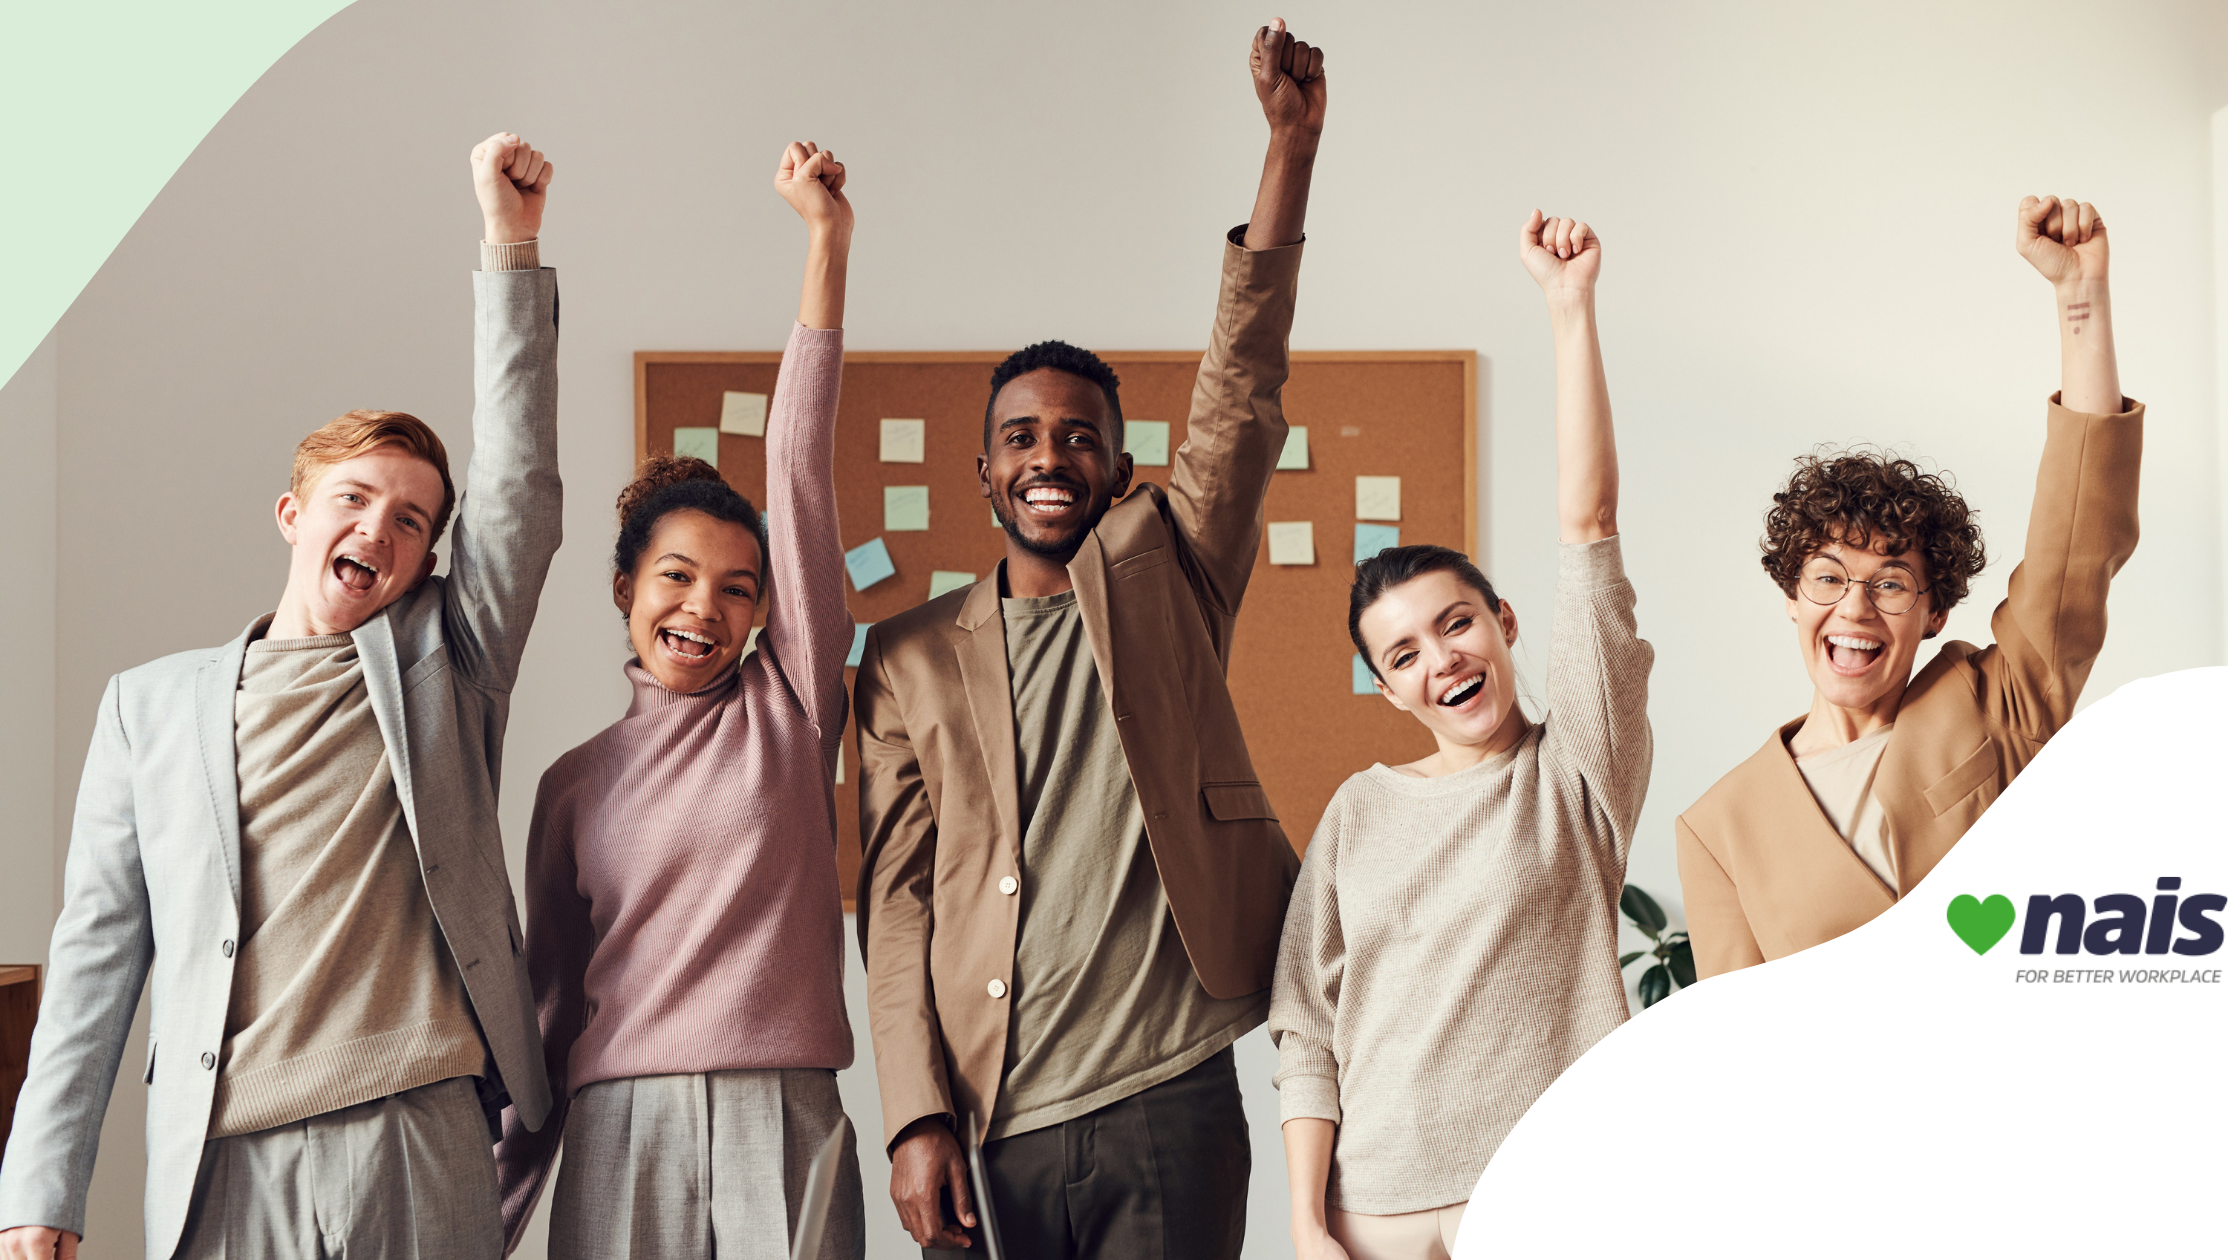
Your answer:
[2016,195,2107,287]
[471,132,553,245]
[1250,18,1326,137]
[1519,210,1601,301]
[774,141,853,239]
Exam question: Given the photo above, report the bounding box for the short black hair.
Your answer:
[613,455,769,604]
[1348,544,1501,678]
[984,340,1123,447]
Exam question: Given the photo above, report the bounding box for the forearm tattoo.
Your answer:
[2067,301,2091,335]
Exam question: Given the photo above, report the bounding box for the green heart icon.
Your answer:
[1947,894,2016,955]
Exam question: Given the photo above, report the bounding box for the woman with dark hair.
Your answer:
[491,142,864,1258]
[1268,212,1653,1260]
[1677,196,2142,978]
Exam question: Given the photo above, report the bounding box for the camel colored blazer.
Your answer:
[1678,395,2143,978]
[854,229,1303,1148]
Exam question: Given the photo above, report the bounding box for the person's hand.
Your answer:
[1519,210,1601,303]
[774,141,853,241]
[1291,1226,1353,1260]
[470,132,553,245]
[0,1227,78,1260]
[890,1116,976,1250]
[2016,194,2107,287]
[1251,18,1326,138]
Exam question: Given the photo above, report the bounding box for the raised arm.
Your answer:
[1165,21,1322,611]
[1520,211,1617,542]
[754,142,854,735]
[442,133,562,692]
[2017,195,2120,415]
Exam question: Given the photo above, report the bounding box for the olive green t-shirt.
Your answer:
[988,591,1265,1139]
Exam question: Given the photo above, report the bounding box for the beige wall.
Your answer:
[0,0,2223,1255]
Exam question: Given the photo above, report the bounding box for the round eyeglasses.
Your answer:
[1796,556,1926,616]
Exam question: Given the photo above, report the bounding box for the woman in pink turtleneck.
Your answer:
[493,142,862,1258]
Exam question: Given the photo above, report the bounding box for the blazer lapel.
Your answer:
[1737,722,1899,934]
[352,610,419,844]
[1065,531,1120,708]
[194,617,265,913]
[953,573,1023,864]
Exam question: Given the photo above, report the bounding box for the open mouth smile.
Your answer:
[1824,633,1885,676]
[332,554,380,593]
[1019,483,1080,520]
[1437,673,1486,708]
[657,626,721,664]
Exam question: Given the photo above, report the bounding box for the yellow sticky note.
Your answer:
[1267,521,1315,565]
[880,419,926,464]
[1276,427,1309,470]
[885,486,931,531]
[720,391,768,436]
[1356,476,1402,521]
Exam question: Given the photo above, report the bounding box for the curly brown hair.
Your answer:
[612,454,767,595]
[1759,448,1986,617]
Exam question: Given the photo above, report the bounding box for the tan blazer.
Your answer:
[853,231,1304,1147]
[1678,395,2143,978]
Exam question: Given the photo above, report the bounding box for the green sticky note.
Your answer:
[885,485,931,532]
[1277,427,1309,470]
[674,427,719,467]
[1353,655,1380,695]
[928,570,977,599]
[992,506,1003,528]
[1354,523,1400,564]
[1124,420,1170,467]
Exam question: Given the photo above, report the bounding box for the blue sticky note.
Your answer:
[844,537,896,591]
[1352,655,1380,695]
[674,426,719,466]
[1354,523,1400,564]
[846,624,870,667]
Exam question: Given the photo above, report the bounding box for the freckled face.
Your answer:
[1356,570,1523,747]
[1788,534,1947,713]
[613,509,764,693]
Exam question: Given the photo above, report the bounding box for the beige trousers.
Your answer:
[1327,1202,1470,1260]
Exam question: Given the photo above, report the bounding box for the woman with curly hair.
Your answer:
[1677,195,2144,977]
[490,141,864,1257]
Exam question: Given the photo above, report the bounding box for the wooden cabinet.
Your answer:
[0,965,38,1156]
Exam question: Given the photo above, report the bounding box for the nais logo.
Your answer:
[1947,879,2225,986]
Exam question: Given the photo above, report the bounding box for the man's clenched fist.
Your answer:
[471,132,554,245]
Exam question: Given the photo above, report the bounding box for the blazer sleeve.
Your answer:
[1975,394,2144,739]
[1164,227,1303,618]
[1676,815,1764,979]
[1266,799,1345,1126]
[493,770,593,1254]
[852,626,954,1148]
[753,324,854,740]
[440,267,564,695]
[0,678,156,1239]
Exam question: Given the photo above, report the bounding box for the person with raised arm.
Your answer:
[853,20,1323,1259]
[0,134,561,1260]
[1677,197,2142,976]
[490,141,862,1259]
[1268,213,1653,1260]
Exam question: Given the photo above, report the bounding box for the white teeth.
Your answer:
[1828,635,1882,651]
[1441,674,1485,703]
[1024,487,1074,505]
[666,628,714,645]
[340,555,377,575]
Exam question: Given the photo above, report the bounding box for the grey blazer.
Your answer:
[0,268,563,1257]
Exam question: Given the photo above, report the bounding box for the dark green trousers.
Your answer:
[932,1046,1251,1260]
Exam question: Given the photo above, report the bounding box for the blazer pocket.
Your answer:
[1201,781,1276,822]
[144,1038,157,1084]
[403,646,451,695]
[1112,547,1173,581]
[1924,738,2000,818]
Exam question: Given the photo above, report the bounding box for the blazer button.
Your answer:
[200,1052,216,1070]
[220,939,234,958]
[998,876,1018,895]
[987,979,1007,999]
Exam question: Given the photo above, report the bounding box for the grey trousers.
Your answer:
[934,1047,1250,1260]
[173,1075,500,1260]
[551,1067,864,1260]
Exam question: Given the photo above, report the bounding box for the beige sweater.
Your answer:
[1267,536,1653,1214]
[212,633,485,1137]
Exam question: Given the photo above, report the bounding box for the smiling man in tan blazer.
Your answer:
[852,22,1323,1260]
[1678,194,2143,978]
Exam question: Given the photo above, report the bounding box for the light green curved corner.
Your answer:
[0,0,354,389]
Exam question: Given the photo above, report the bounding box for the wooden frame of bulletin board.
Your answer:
[637,349,1476,909]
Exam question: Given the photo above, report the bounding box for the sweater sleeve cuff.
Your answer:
[1556,532,1628,589]
[1276,1072,1342,1124]
[789,320,844,348]
[480,239,540,272]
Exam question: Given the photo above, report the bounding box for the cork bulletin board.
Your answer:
[635,349,1476,905]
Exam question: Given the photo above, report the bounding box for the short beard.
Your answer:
[993,495,1107,562]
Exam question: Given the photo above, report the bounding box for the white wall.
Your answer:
[0,0,2224,1255]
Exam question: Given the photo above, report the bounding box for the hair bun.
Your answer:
[616,454,725,528]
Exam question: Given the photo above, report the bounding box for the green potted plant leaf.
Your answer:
[1618,884,1696,1008]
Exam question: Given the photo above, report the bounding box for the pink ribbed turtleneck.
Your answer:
[495,323,854,1236]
